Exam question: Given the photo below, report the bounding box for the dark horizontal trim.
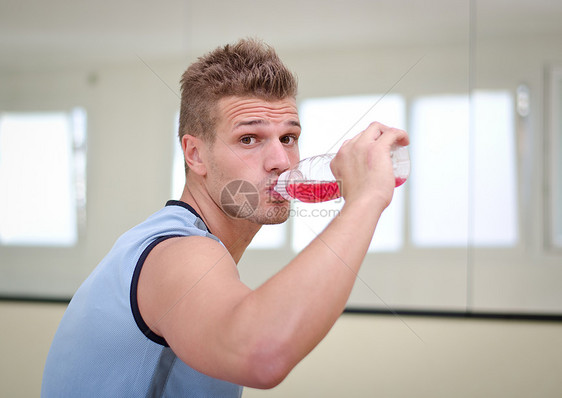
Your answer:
[2,296,562,322]
[0,295,71,304]
[344,307,562,322]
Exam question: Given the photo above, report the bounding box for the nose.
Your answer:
[264,140,291,173]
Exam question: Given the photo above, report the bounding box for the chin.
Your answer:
[250,202,291,225]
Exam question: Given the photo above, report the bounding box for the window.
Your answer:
[292,95,406,252]
[171,114,184,200]
[171,91,518,251]
[0,109,87,246]
[410,92,518,247]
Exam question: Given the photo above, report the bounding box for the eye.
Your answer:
[280,134,298,145]
[240,135,257,145]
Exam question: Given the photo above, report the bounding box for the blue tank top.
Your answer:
[41,201,243,398]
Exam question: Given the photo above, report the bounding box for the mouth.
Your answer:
[266,179,287,202]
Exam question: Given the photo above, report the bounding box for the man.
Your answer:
[42,38,408,397]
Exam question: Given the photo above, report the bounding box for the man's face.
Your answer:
[205,96,301,224]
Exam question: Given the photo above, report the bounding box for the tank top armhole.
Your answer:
[130,235,183,347]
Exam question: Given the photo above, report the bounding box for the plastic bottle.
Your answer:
[274,145,410,203]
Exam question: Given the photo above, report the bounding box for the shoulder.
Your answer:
[136,235,246,336]
[148,235,231,271]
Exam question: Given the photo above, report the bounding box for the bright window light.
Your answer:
[472,91,518,246]
[410,92,518,247]
[292,94,407,253]
[0,109,87,246]
[172,114,185,200]
[247,223,286,249]
[409,95,470,246]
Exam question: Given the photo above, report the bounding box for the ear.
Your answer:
[182,134,207,176]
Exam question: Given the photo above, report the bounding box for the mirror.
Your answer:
[1,1,561,316]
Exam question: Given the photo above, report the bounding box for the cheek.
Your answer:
[210,147,240,172]
[289,147,300,166]
[209,153,250,188]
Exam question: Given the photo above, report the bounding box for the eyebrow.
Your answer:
[234,119,301,129]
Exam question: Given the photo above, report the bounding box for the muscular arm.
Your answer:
[138,122,408,388]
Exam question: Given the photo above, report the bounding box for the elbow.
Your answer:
[244,340,293,389]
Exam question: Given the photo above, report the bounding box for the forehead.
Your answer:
[216,96,299,127]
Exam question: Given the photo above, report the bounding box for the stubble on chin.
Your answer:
[248,201,291,225]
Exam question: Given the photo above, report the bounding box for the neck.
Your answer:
[178,180,260,263]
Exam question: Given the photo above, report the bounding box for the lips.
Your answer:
[268,187,285,201]
[266,180,286,202]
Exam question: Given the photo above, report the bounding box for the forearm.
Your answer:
[228,196,386,381]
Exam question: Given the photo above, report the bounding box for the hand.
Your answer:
[330,122,409,208]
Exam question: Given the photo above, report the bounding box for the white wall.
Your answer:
[1,301,561,397]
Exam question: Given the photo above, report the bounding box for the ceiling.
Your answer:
[1,0,562,71]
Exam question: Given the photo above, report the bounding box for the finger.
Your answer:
[376,125,410,147]
[351,121,385,144]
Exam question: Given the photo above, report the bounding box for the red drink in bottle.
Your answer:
[274,146,410,203]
